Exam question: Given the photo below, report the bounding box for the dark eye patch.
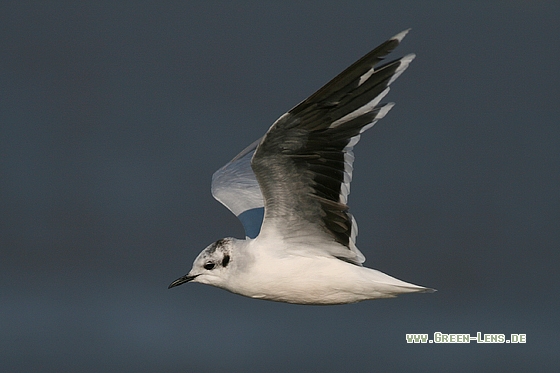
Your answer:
[221,254,230,268]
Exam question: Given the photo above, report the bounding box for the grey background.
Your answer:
[1,1,559,372]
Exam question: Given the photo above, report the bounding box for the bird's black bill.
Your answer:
[168,274,197,289]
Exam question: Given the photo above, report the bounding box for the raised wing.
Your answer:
[211,138,264,238]
[252,30,415,265]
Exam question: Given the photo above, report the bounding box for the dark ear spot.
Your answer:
[221,254,230,267]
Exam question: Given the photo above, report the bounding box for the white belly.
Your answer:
[227,254,428,305]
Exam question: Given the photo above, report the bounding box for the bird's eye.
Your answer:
[203,262,215,270]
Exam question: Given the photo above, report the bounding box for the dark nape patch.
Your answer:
[208,238,227,254]
[222,254,230,267]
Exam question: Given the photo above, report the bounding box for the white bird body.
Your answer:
[187,233,428,305]
[169,30,434,304]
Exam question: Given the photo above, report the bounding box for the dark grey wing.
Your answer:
[252,30,414,265]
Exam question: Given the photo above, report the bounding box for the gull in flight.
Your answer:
[169,30,434,304]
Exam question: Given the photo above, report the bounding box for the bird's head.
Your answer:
[168,238,234,289]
